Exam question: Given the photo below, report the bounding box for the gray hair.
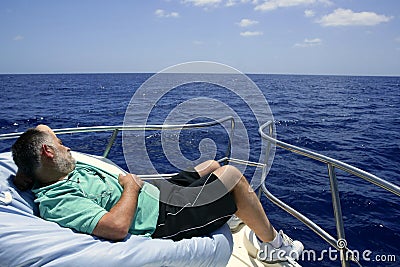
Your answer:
[11,128,54,178]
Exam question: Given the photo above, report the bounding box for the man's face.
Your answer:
[52,138,76,175]
[36,125,76,175]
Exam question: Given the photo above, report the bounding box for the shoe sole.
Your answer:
[242,226,260,259]
[230,221,245,233]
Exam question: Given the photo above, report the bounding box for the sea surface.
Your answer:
[0,73,399,266]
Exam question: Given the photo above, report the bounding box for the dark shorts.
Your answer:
[151,170,237,241]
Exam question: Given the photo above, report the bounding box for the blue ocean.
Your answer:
[0,73,399,266]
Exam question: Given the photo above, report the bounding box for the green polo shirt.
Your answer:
[33,162,160,237]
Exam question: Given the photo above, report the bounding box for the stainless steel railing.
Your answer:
[2,117,399,266]
[0,116,235,160]
[258,121,400,267]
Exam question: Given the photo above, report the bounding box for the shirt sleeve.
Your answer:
[37,184,107,234]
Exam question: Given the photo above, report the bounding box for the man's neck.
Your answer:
[35,168,68,187]
[39,175,67,187]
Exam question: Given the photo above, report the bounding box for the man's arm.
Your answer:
[92,173,143,241]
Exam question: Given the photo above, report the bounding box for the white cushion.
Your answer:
[0,152,233,267]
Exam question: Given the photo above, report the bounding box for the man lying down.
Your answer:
[11,124,303,264]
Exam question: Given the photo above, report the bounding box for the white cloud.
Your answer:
[225,0,253,6]
[154,9,179,18]
[255,0,314,11]
[254,0,332,11]
[294,38,322,47]
[304,9,315,17]
[226,0,236,6]
[318,0,333,6]
[237,18,259,27]
[13,35,24,41]
[318,8,393,27]
[183,0,222,7]
[183,0,331,10]
[240,31,263,36]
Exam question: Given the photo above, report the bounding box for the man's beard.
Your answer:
[53,148,76,175]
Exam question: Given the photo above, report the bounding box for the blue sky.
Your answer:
[1,0,399,75]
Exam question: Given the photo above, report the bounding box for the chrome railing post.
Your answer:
[103,129,119,158]
[257,120,400,266]
[258,122,274,199]
[327,163,349,267]
[224,117,235,165]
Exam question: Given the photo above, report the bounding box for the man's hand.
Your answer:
[118,173,143,191]
[92,173,143,241]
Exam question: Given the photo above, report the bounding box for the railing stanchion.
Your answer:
[103,129,119,158]
[327,163,349,267]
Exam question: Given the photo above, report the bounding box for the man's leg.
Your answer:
[211,164,304,263]
[194,160,221,177]
[152,162,237,241]
[212,165,276,242]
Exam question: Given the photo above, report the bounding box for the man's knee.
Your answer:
[207,160,221,172]
[213,165,243,191]
[195,160,221,177]
[213,165,240,177]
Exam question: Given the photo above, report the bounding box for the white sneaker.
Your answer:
[243,226,304,263]
[227,215,244,232]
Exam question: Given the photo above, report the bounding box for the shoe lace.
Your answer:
[279,230,294,246]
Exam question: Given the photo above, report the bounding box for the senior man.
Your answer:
[12,124,303,263]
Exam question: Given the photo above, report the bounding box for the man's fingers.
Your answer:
[130,174,144,188]
[118,173,143,188]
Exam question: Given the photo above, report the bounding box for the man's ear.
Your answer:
[42,144,55,159]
